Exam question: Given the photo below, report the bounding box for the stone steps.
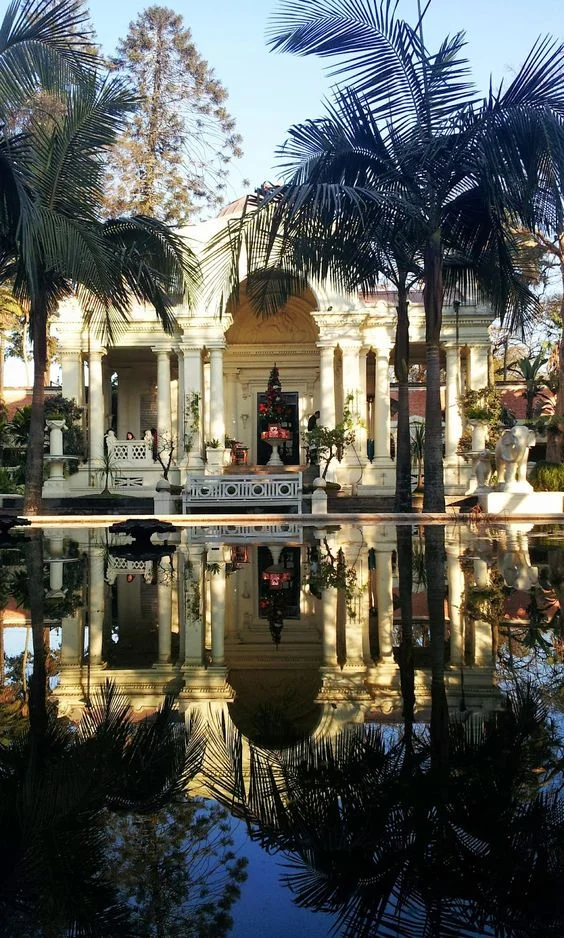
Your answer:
[328,495,395,513]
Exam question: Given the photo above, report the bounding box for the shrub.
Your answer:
[528,461,564,492]
[0,467,21,494]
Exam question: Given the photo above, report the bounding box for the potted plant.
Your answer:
[460,386,502,451]
[204,438,224,471]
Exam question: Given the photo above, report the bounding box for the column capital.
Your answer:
[339,338,363,352]
[88,346,107,360]
[151,345,172,358]
[178,343,204,355]
[59,348,83,361]
[362,320,395,350]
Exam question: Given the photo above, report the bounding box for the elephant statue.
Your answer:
[495,426,536,492]
[474,450,493,492]
[497,525,538,590]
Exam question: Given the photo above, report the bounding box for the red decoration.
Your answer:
[261,569,292,589]
[261,426,290,441]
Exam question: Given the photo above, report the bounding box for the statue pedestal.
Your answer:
[479,491,564,516]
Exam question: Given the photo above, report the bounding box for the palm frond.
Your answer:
[0,0,98,114]
[268,0,477,135]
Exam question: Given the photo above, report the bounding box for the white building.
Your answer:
[51,199,494,499]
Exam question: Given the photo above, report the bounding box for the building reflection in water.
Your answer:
[53,521,516,738]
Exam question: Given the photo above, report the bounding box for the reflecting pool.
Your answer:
[1,521,563,937]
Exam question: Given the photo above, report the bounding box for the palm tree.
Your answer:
[207,0,564,512]
[509,352,548,420]
[0,2,199,514]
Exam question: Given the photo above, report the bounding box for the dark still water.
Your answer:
[1,520,563,937]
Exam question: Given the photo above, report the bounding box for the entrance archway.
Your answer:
[224,283,320,467]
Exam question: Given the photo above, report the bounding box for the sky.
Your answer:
[85,0,564,204]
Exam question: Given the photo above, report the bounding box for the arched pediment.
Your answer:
[225,283,319,345]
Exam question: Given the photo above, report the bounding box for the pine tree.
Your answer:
[263,364,288,424]
[103,5,243,225]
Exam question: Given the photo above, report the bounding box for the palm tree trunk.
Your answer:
[23,300,48,514]
[396,526,414,758]
[423,230,445,512]
[394,282,412,512]
[551,249,564,463]
[26,536,48,743]
[425,525,449,799]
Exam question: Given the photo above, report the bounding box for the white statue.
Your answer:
[495,426,536,492]
[474,450,493,492]
[105,429,116,450]
[497,525,538,591]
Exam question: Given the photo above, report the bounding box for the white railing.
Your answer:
[114,475,144,488]
[183,474,302,513]
[106,555,154,584]
[187,523,303,543]
[105,434,153,463]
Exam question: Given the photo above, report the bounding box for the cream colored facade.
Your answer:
[51,203,494,498]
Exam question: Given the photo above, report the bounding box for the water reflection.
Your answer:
[1,521,563,936]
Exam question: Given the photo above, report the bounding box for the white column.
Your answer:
[155,349,172,440]
[88,349,105,466]
[181,346,204,468]
[374,346,392,461]
[60,350,83,405]
[358,349,368,461]
[318,343,336,426]
[210,567,226,665]
[177,350,185,454]
[341,343,361,410]
[468,345,489,390]
[209,346,226,444]
[61,615,81,665]
[444,344,463,460]
[376,550,394,659]
[184,549,204,666]
[157,578,172,664]
[88,547,105,665]
[224,368,237,444]
[346,609,364,667]
[446,539,464,666]
[322,590,338,667]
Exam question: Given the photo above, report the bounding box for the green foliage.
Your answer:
[184,391,200,453]
[0,679,206,935]
[0,466,21,493]
[0,3,199,510]
[96,448,121,495]
[510,353,549,420]
[307,538,363,618]
[410,422,425,488]
[105,795,247,938]
[529,461,564,492]
[460,386,502,424]
[302,394,356,479]
[104,5,244,225]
